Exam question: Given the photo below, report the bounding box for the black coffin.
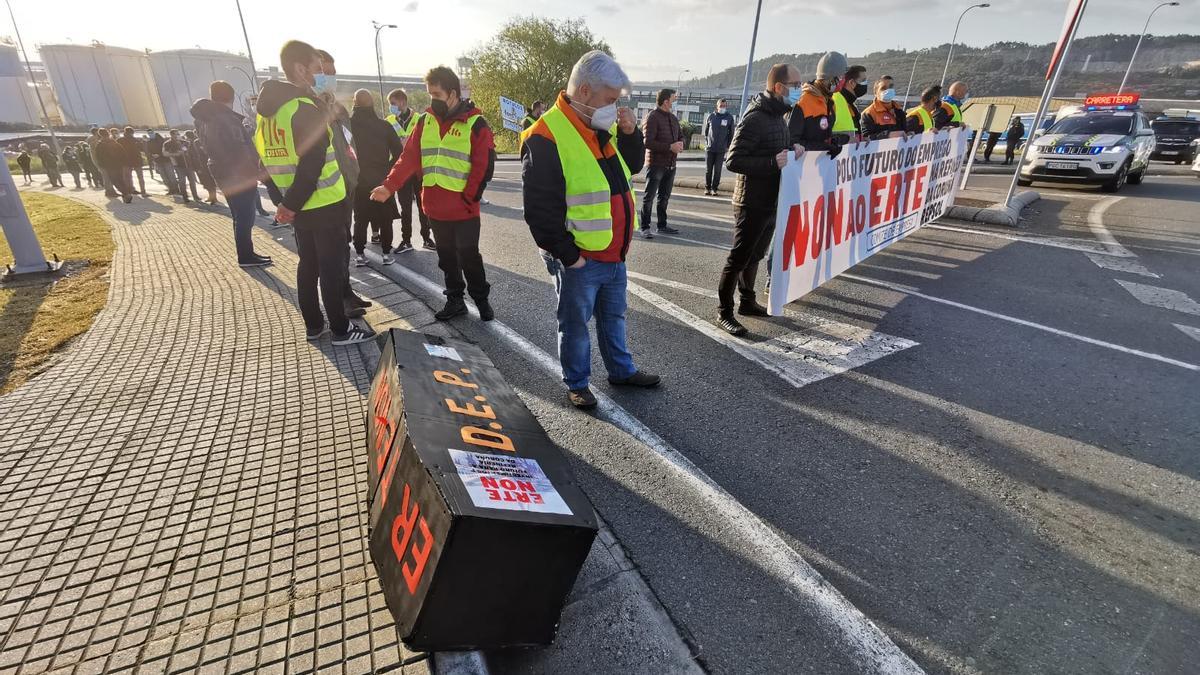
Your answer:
[365,329,597,651]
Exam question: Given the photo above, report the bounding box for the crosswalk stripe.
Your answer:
[1115,280,1200,317]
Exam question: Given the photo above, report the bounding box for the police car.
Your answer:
[1018,94,1156,193]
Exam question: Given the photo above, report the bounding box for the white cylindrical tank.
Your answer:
[149,49,255,128]
[39,43,165,127]
[0,44,39,124]
[107,46,166,128]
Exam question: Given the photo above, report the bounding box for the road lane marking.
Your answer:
[927,223,1134,257]
[375,256,925,674]
[841,274,1200,372]
[626,280,917,390]
[1087,196,1133,256]
[1083,253,1160,278]
[1175,324,1200,343]
[647,232,731,251]
[1115,280,1200,317]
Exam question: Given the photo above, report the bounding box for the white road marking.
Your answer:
[378,258,924,675]
[1115,280,1200,317]
[652,233,730,251]
[626,281,916,390]
[842,273,1200,372]
[1087,196,1133,257]
[927,223,1133,257]
[1175,324,1200,343]
[1083,253,1160,278]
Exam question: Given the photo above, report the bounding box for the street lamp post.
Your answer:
[940,3,990,89]
[737,0,764,120]
[676,69,690,88]
[234,0,259,90]
[1118,2,1179,94]
[373,21,397,105]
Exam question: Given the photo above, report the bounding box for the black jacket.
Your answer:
[256,79,340,218]
[350,105,402,189]
[703,110,735,154]
[725,92,791,210]
[191,98,262,195]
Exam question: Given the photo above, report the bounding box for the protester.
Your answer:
[184,130,219,204]
[522,100,545,130]
[147,131,177,194]
[77,142,99,187]
[1004,115,1025,165]
[118,128,147,196]
[162,130,199,202]
[940,81,968,129]
[717,63,804,337]
[95,129,133,203]
[386,88,435,252]
[703,97,734,195]
[832,64,868,140]
[983,129,1001,163]
[789,52,845,157]
[860,78,907,140]
[86,128,107,191]
[15,148,32,184]
[906,86,942,134]
[520,50,660,409]
[38,143,62,187]
[640,88,683,238]
[192,80,272,267]
[371,65,496,322]
[255,39,374,345]
[350,88,402,266]
[62,145,82,188]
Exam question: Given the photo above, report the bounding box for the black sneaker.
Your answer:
[608,371,660,387]
[422,238,437,251]
[657,225,680,234]
[306,325,328,341]
[738,301,770,317]
[345,305,367,318]
[435,297,468,321]
[332,325,377,346]
[717,313,748,337]
[349,295,372,309]
[475,298,494,322]
[396,241,414,253]
[371,233,381,244]
[639,228,654,240]
[238,258,272,268]
[568,388,598,409]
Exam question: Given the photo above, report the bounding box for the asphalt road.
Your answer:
[372,160,1200,674]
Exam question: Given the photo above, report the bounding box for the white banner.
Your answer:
[767,127,971,315]
[499,96,526,133]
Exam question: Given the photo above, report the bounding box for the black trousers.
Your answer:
[294,217,350,334]
[705,150,724,191]
[718,206,775,313]
[1005,139,1019,164]
[983,133,1000,162]
[353,186,395,253]
[640,165,676,230]
[430,216,489,302]
[397,178,431,243]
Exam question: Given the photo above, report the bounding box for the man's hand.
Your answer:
[793,144,805,161]
[670,141,685,154]
[888,131,907,139]
[775,149,790,169]
[275,205,296,225]
[370,185,393,202]
[569,257,587,269]
[617,107,637,135]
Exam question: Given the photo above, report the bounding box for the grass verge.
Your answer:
[0,192,114,394]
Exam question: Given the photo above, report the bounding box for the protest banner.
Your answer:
[767,127,971,315]
[499,96,526,133]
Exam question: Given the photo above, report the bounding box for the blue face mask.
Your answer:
[389,104,401,115]
[881,88,897,103]
[785,86,802,106]
[313,73,336,95]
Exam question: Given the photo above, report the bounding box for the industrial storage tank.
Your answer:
[0,43,38,124]
[39,43,166,127]
[149,49,255,127]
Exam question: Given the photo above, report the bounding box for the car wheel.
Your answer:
[1128,166,1146,185]
[1176,160,1184,165]
[1101,162,1128,193]
[1017,178,1033,187]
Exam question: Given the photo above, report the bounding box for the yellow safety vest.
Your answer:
[523,115,537,129]
[420,113,481,193]
[944,100,962,124]
[255,97,346,211]
[386,111,419,144]
[907,107,934,132]
[832,91,857,133]
[540,106,637,252]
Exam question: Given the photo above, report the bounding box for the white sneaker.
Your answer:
[381,254,395,265]
[354,254,368,267]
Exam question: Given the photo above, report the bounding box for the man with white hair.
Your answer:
[520,50,661,410]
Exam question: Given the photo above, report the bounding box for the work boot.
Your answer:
[608,371,660,387]
[738,301,770,317]
[474,298,495,322]
[435,297,468,321]
[568,387,598,409]
[717,312,748,337]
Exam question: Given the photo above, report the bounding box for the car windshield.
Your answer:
[1152,120,1200,137]
[1048,114,1133,136]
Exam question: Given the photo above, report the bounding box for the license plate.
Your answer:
[1046,161,1078,170]
[1161,150,1179,156]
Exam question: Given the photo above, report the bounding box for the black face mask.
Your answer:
[854,82,868,97]
[429,99,449,118]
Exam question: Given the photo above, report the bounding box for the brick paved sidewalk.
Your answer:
[0,189,442,674]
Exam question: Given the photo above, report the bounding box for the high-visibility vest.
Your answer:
[419,113,481,193]
[943,100,962,124]
[523,115,537,129]
[540,106,637,252]
[386,111,419,144]
[907,106,934,132]
[832,90,857,133]
[255,97,345,211]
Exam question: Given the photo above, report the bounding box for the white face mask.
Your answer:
[572,97,619,131]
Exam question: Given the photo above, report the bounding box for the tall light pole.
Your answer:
[940,3,990,89]
[373,21,397,105]
[904,54,920,105]
[234,0,259,90]
[5,0,59,154]
[737,0,764,120]
[1118,2,1179,94]
[676,69,690,88]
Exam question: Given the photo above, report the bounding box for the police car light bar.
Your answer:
[1085,93,1140,107]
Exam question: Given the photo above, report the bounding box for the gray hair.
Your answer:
[567,50,631,96]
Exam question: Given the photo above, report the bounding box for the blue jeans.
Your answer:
[544,253,637,390]
[228,189,258,262]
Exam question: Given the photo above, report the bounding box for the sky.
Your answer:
[5,0,1200,82]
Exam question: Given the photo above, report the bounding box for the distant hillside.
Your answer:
[679,35,1200,99]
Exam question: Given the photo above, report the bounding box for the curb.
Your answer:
[943,189,1040,227]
